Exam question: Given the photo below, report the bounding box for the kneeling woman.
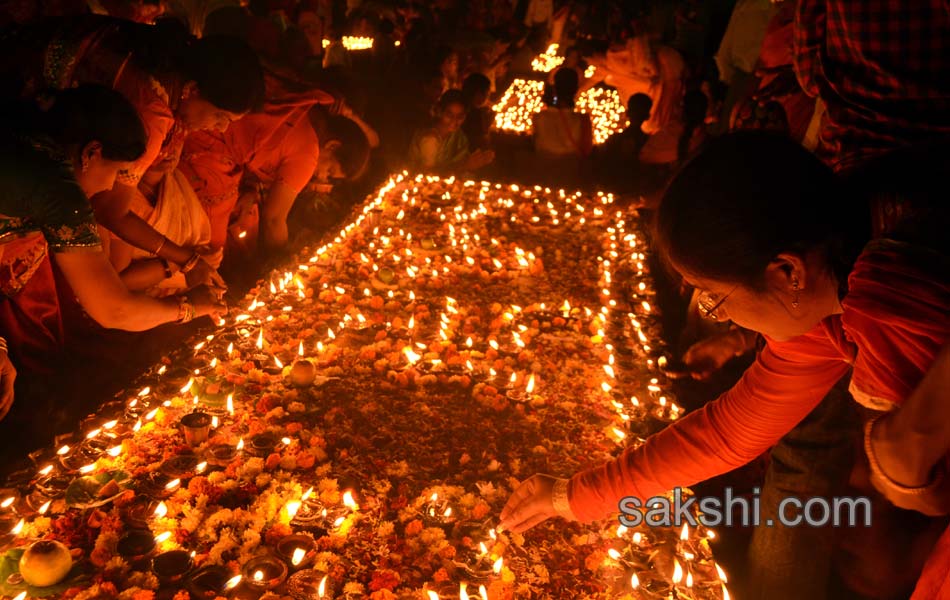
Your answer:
[0,85,226,382]
[500,132,950,598]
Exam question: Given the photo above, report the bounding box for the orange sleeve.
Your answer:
[113,70,175,186]
[843,240,950,409]
[272,120,320,193]
[567,320,851,522]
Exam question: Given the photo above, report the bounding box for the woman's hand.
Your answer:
[184,256,227,293]
[682,329,751,379]
[499,474,561,533]
[463,149,495,171]
[868,415,950,516]
[188,286,228,321]
[0,347,15,421]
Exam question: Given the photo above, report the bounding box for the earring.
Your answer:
[791,278,800,309]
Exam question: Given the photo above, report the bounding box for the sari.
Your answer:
[180,73,330,251]
[0,136,101,372]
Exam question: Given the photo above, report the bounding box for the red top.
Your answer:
[567,239,950,522]
[180,79,331,249]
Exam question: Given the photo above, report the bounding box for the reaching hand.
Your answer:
[0,349,15,421]
[188,286,229,321]
[464,149,495,171]
[499,473,560,533]
[184,256,227,293]
[682,329,749,379]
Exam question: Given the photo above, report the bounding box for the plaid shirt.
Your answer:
[794,0,950,172]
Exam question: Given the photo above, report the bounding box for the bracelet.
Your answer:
[160,259,173,279]
[177,296,195,324]
[552,478,575,520]
[154,236,168,256]
[0,337,7,354]
[864,414,945,496]
[180,253,202,274]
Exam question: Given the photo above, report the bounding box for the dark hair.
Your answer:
[203,6,250,39]
[655,131,865,290]
[20,85,146,161]
[461,73,491,106]
[183,35,265,113]
[436,89,466,114]
[677,90,708,163]
[552,67,579,109]
[627,93,652,123]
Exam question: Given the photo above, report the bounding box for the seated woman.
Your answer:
[500,132,950,597]
[1,15,265,292]
[408,90,495,174]
[0,86,226,398]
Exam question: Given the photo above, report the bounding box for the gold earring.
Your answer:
[792,278,800,308]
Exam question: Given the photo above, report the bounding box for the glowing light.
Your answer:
[291,547,306,566]
[531,43,564,72]
[492,78,625,144]
[154,531,172,544]
[322,36,374,50]
[154,502,168,519]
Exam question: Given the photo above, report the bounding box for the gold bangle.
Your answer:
[180,253,202,274]
[864,415,944,496]
[552,478,575,520]
[154,236,168,256]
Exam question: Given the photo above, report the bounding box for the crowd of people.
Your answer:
[0,0,947,599]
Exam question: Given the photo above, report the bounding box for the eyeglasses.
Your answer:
[697,286,737,321]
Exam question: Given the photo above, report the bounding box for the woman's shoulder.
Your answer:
[845,239,950,315]
[842,238,950,408]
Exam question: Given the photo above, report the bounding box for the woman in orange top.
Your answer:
[500,132,950,597]
[1,15,265,291]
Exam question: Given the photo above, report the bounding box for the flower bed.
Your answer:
[0,174,728,599]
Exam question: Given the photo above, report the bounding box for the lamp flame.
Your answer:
[291,547,306,566]
[154,531,172,544]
